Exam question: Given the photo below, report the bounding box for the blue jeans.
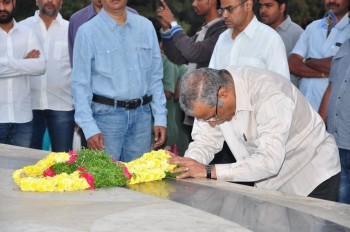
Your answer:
[339,148,350,204]
[0,121,33,147]
[30,110,75,152]
[92,102,152,162]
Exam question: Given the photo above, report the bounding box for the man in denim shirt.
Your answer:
[72,0,167,162]
[319,14,350,203]
[68,1,138,149]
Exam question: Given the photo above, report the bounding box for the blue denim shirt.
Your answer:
[68,4,139,66]
[72,9,166,139]
[327,39,350,150]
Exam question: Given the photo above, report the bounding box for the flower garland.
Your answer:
[126,150,177,185]
[13,149,177,192]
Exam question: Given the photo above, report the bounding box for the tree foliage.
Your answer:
[15,0,326,33]
[288,0,324,28]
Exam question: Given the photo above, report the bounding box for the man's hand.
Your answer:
[153,126,167,149]
[25,49,40,59]
[168,154,208,179]
[156,0,176,30]
[87,133,105,150]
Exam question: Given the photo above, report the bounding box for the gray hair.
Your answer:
[179,68,233,115]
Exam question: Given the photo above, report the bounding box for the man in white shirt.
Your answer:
[21,0,74,152]
[169,66,340,201]
[209,0,290,80]
[0,0,46,147]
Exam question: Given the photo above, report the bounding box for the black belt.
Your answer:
[92,94,152,109]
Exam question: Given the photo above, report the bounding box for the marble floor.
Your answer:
[1,144,350,232]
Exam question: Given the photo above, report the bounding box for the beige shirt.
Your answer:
[185,65,340,196]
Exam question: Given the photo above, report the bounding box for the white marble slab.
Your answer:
[1,144,349,231]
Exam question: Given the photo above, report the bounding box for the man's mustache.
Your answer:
[44,3,56,8]
[327,3,340,8]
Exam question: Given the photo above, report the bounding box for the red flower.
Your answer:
[123,166,132,179]
[43,167,55,177]
[67,150,79,163]
[111,158,118,163]
[77,167,87,172]
[80,172,95,190]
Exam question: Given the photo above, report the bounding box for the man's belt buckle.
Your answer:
[124,99,139,109]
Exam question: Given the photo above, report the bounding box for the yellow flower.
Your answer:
[126,150,176,185]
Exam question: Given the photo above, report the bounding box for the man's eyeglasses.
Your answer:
[218,0,247,14]
[197,86,222,123]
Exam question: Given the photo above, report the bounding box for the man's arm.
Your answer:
[156,0,176,27]
[156,0,190,65]
[319,83,332,123]
[71,29,101,142]
[0,30,45,78]
[288,54,328,78]
[304,57,332,75]
[164,23,226,64]
[157,0,226,65]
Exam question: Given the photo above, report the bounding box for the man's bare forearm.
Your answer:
[289,54,322,78]
[304,57,333,75]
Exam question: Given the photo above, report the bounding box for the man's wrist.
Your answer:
[160,24,183,40]
[205,165,212,179]
[303,57,311,64]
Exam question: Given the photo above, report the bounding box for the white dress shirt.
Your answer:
[209,16,290,80]
[20,11,73,111]
[185,66,340,196]
[0,21,46,123]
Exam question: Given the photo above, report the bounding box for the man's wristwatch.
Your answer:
[205,165,212,179]
[303,57,311,63]
[170,21,178,28]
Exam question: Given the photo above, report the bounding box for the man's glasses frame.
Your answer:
[197,86,222,123]
[218,0,248,14]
